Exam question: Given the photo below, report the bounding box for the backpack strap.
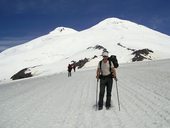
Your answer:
[99,60,102,69]
[99,60,102,75]
[108,60,112,73]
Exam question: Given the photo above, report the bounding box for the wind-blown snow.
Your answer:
[0,59,170,128]
[0,17,170,82]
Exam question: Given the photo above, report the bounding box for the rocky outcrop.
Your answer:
[117,43,153,62]
[71,58,89,69]
[87,45,107,51]
[132,49,153,62]
[11,68,33,80]
[117,43,135,51]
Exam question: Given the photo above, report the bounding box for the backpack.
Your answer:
[99,55,119,72]
[108,55,119,68]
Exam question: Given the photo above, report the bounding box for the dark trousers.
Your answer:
[98,77,113,107]
[68,71,71,77]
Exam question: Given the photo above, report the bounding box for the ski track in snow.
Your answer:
[0,59,170,128]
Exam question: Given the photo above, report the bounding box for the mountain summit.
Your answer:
[91,18,137,29]
[0,17,170,81]
[49,27,78,35]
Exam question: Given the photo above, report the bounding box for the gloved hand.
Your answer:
[114,77,118,81]
[96,75,99,80]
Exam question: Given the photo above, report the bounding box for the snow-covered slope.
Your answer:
[0,59,170,128]
[0,17,170,81]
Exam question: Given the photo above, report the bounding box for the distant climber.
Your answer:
[72,64,76,72]
[68,64,72,77]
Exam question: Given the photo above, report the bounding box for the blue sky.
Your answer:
[0,0,170,52]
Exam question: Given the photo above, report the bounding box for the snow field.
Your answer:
[0,59,170,128]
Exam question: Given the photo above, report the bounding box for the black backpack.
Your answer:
[99,55,119,72]
[108,55,119,68]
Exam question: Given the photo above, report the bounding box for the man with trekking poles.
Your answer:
[96,51,119,110]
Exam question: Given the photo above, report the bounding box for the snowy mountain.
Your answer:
[0,17,170,82]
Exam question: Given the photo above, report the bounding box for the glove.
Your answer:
[112,73,116,78]
[96,75,99,80]
[114,77,118,81]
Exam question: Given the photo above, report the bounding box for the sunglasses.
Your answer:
[103,56,108,57]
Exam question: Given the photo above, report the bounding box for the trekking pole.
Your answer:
[115,79,120,111]
[96,79,99,111]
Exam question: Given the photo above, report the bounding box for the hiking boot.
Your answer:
[106,106,110,110]
[106,104,111,110]
[98,106,103,110]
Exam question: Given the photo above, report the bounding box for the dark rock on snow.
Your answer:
[11,68,33,80]
[132,49,153,62]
